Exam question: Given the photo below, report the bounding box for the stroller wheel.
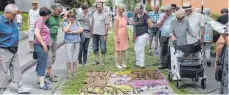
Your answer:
[168,72,173,82]
[176,81,180,89]
[201,78,206,89]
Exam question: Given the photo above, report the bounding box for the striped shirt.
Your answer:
[204,15,213,42]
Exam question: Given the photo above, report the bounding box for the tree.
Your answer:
[105,0,113,8]
[58,0,95,8]
[122,0,138,11]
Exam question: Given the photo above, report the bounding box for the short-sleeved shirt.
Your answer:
[77,13,91,38]
[46,14,61,41]
[29,9,40,28]
[204,15,213,42]
[217,15,228,25]
[0,15,19,47]
[133,13,150,37]
[186,12,204,44]
[157,13,175,37]
[148,11,161,25]
[34,18,51,46]
[63,21,81,43]
[92,11,109,35]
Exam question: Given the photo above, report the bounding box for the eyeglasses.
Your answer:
[10,12,17,16]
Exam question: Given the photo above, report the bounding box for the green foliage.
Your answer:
[59,0,95,8]
[145,4,151,11]
[105,0,113,8]
[211,13,220,20]
[122,0,138,11]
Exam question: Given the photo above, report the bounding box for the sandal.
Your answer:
[39,84,51,90]
[37,81,49,85]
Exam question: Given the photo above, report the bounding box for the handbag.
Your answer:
[33,52,37,59]
[7,47,18,53]
[215,60,222,82]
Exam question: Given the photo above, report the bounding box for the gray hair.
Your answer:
[4,4,18,13]
[51,3,62,11]
[203,8,211,15]
[154,5,160,9]
[195,8,201,13]
[135,3,144,10]
[117,4,126,11]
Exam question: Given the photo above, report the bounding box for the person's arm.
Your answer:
[27,14,30,29]
[187,20,196,37]
[105,14,109,36]
[200,15,205,37]
[157,14,167,28]
[90,14,94,36]
[114,16,120,41]
[169,20,176,41]
[215,35,226,64]
[146,18,153,29]
[63,21,72,33]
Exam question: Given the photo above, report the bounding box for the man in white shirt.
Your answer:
[183,3,205,45]
[27,0,39,53]
[183,3,205,58]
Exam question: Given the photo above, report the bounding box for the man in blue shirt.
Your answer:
[0,4,31,94]
[157,4,175,69]
[148,5,161,56]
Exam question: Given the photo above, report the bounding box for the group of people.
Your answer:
[0,0,228,94]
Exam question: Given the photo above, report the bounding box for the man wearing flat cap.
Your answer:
[157,4,175,69]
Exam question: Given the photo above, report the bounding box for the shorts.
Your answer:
[28,28,35,41]
[148,29,160,39]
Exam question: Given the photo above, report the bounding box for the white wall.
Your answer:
[15,0,55,12]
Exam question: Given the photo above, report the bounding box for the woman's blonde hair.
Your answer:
[67,10,76,18]
[117,4,126,12]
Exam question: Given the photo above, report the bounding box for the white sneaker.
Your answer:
[116,64,122,69]
[18,86,32,94]
[3,88,14,95]
[121,64,127,68]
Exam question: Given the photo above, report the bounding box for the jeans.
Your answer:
[34,44,48,76]
[93,34,106,54]
[78,38,90,64]
[160,36,171,67]
[135,33,149,67]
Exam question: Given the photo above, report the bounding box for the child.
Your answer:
[16,10,23,30]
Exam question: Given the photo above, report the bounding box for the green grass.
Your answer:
[61,29,190,94]
[0,11,28,31]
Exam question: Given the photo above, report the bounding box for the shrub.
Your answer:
[211,13,220,20]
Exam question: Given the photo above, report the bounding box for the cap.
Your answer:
[183,3,192,10]
[163,4,172,11]
[32,0,38,4]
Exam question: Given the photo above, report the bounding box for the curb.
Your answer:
[21,40,65,74]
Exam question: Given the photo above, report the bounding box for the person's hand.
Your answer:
[117,37,120,43]
[42,44,48,53]
[133,35,136,42]
[104,36,107,41]
[162,15,168,21]
[199,37,204,44]
[171,36,176,41]
[133,21,138,25]
[78,28,84,33]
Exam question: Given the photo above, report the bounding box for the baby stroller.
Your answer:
[168,41,206,89]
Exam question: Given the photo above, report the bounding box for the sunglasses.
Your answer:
[177,18,184,21]
[10,12,17,16]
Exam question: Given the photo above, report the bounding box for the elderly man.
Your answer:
[157,4,175,69]
[148,5,161,56]
[183,3,205,57]
[203,8,214,67]
[0,4,32,94]
[91,3,109,65]
[45,4,63,82]
[28,0,39,53]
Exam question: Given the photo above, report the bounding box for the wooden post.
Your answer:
[201,0,204,14]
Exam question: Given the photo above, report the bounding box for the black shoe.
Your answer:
[79,61,82,64]
[207,60,211,67]
[158,66,167,69]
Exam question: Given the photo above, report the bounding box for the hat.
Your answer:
[32,0,38,4]
[163,4,172,11]
[183,3,192,10]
